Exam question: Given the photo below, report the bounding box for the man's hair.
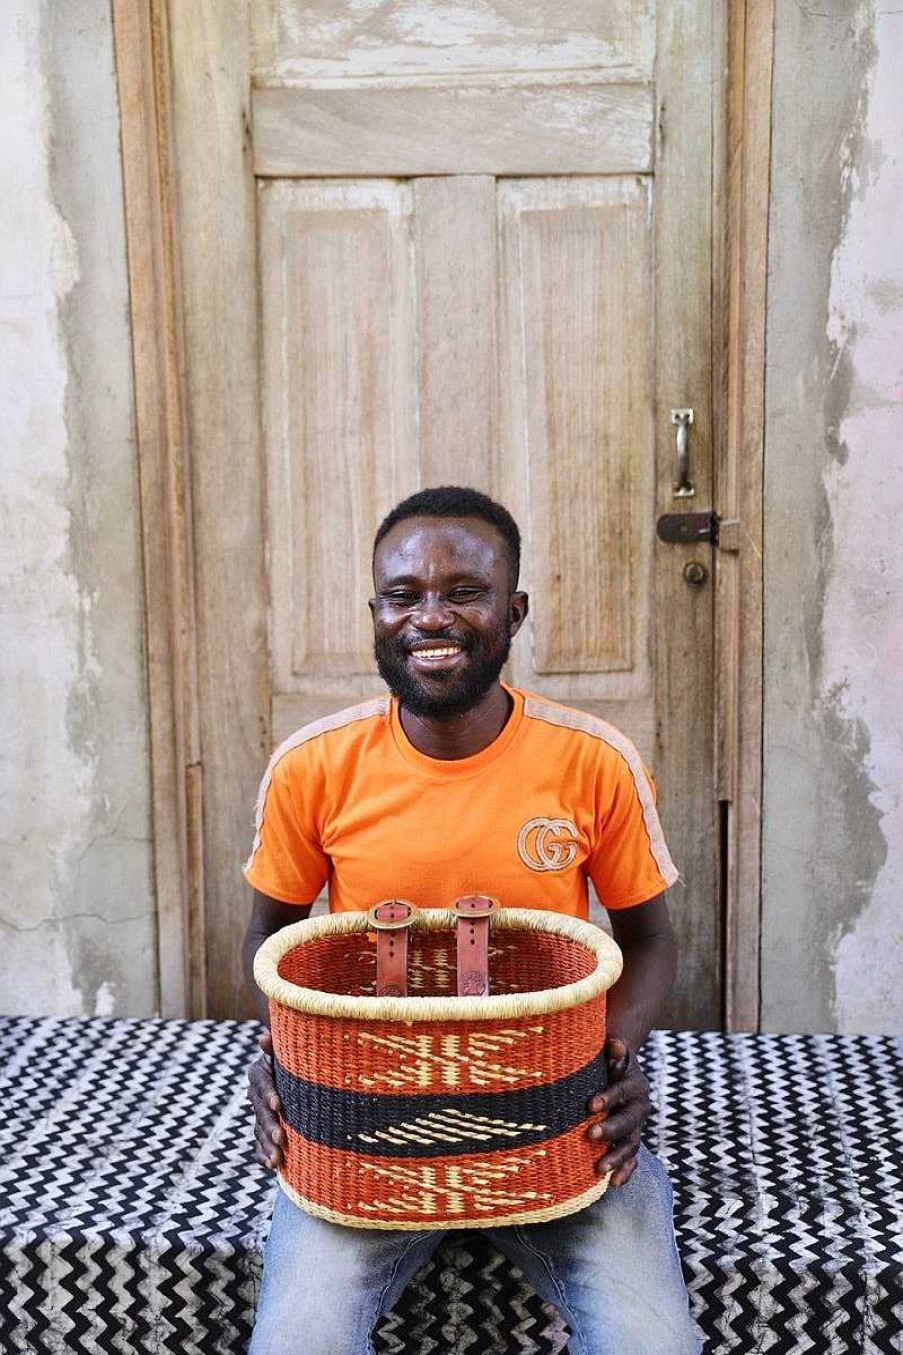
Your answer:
[373,486,521,589]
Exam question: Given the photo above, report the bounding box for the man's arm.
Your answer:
[586,892,678,1186]
[605,892,677,1051]
[242,890,310,1025]
[244,889,312,1168]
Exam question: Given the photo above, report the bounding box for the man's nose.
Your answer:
[412,592,454,628]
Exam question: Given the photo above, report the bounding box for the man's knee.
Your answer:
[597,1145,676,1243]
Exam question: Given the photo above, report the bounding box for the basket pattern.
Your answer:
[255,909,622,1230]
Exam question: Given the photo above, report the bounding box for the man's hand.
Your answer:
[247,1031,285,1170]
[586,1036,651,1187]
[243,891,313,1169]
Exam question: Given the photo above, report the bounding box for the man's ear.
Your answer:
[509,590,529,638]
[368,597,376,620]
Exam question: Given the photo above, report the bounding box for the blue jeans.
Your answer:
[249,1145,701,1355]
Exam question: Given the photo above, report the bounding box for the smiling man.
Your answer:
[243,485,700,1355]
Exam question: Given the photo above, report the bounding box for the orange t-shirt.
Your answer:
[243,686,678,919]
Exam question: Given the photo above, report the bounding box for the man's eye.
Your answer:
[383,593,417,606]
[449,589,481,602]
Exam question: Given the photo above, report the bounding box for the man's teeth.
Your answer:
[413,646,461,658]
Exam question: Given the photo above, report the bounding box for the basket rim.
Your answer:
[253,907,623,1023]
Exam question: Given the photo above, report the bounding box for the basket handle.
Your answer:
[453,894,499,997]
[367,899,419,997]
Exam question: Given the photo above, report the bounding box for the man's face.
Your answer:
[370,516,528,718]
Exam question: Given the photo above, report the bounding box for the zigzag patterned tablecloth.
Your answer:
[0,1018,901,1354]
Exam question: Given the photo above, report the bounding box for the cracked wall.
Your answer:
[763,0,903,1031]
[0,0,157,1016]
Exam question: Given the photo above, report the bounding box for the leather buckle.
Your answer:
[366,899,419,930]
[452,894,499,920]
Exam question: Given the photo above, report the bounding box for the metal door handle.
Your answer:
[670,408,695,498]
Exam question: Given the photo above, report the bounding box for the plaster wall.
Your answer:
[762,0,903,1032]
[0,0,157,1016]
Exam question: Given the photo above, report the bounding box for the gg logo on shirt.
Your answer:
[517,817,580,873]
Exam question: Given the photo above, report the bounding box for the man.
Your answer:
[244,486,700,1355]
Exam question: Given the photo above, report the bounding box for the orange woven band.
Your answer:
[270,995,608,1094]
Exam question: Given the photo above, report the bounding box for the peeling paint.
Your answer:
[825,3,903,1032]
[264,0,653,80]
[763,0,902,1033]
[0,1,156,1017]
[94,980,116,1017]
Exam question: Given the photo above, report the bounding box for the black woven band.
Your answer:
[274,1048,608,1158]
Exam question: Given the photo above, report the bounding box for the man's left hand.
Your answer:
[586,1036,651,1187]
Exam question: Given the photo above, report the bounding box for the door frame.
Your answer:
[713,2,775,1030]
[113,0,773,1026]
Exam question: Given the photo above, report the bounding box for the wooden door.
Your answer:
[163,1,720,1026]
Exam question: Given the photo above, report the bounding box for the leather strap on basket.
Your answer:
[453,894,499,996]
[367,900,418,997]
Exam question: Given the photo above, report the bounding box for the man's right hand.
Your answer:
[247,1031,285,1169]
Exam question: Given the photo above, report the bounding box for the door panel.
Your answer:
[498,178,653,694]
[250,1,655,82]
[261,180,419,702]
[252,83,655,177]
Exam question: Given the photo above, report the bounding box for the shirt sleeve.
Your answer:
[584,747,679,910]
[243,748,330,905]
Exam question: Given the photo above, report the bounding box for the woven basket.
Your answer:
[254,906,623,1230]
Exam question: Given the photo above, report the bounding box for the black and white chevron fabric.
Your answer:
[0,1018,900,1354]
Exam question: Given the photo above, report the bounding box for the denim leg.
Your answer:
[486,1145,702,1355]
[248,1188,443,1355]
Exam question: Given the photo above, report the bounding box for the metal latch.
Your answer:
[655,513,741,550]
[656,511,719,545]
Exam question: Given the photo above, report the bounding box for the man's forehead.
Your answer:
[375,515,505,571]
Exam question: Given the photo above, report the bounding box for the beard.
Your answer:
[374,620,512,719]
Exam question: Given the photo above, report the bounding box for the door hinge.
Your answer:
[656,512,741,550]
